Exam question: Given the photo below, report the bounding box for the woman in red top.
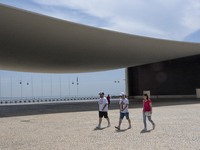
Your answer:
[107,94,110,107]
[142,94,155,131]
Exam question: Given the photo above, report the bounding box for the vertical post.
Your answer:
[10,75,12,100]
[77,83,79,97]
[41,75,43,99]
[196,89,200,98]
[125,68,129,96]
[68,76,71,96]
[0,74,1,100]
[20,74,23,100]
[26,81,29,99]
[31,74,33,99]
[114,80,120,95]
[59,75,62,98]
[50,75,52,98]
[76,77,79,97]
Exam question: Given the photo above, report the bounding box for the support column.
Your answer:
[196,89,200,98]
[125,68,129,96]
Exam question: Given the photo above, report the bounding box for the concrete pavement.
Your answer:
[0,99,200,150]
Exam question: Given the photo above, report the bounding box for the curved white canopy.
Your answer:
[0,4,200,73]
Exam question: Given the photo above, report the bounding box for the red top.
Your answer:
[143,99,152,112]
[107,96,110,104]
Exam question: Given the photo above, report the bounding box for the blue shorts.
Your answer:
[120,112,129,120]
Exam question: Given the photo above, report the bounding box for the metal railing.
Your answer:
[0,96,100,105]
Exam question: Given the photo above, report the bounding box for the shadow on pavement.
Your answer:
[115,128,129,132]
[140,129,153,134]
[93,127,107,131]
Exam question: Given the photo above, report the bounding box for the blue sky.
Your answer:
[0,0,200,98]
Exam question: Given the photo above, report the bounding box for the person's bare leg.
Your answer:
[128,119,131,129]
[106,117,111,127]
[120,119,123,126]
[97,118,102,128]
[115,119,122,130]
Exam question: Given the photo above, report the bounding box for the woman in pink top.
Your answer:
[142,93,155,131]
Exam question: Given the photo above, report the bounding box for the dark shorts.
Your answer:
[120,112,129,120]
[99,111,108,118]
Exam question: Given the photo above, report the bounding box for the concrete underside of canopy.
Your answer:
[0,4,200,73]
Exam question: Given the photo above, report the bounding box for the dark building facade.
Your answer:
[128,55,200,96]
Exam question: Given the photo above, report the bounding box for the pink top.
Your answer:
[107,96,110,104]
[143,99,152,112]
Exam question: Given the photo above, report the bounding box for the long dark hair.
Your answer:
[143,93,149,100]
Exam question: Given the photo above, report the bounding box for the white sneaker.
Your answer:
[107,124,111,127]
[96,125,101,129]
[142,128,147,131]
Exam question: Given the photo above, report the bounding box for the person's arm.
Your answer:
[121,100,129,111]
[121,104,128,111]
[102,104,107,111]
[102,99,108,111]
[150,101,152,114]
[119,100,122,110]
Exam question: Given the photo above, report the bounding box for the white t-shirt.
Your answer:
[119,98,129,113]
[98,97,108,112]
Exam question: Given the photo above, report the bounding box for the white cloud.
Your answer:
[181,0,200,30]
[31,0,200,41]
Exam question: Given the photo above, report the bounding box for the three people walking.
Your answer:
[96,92,155,131]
